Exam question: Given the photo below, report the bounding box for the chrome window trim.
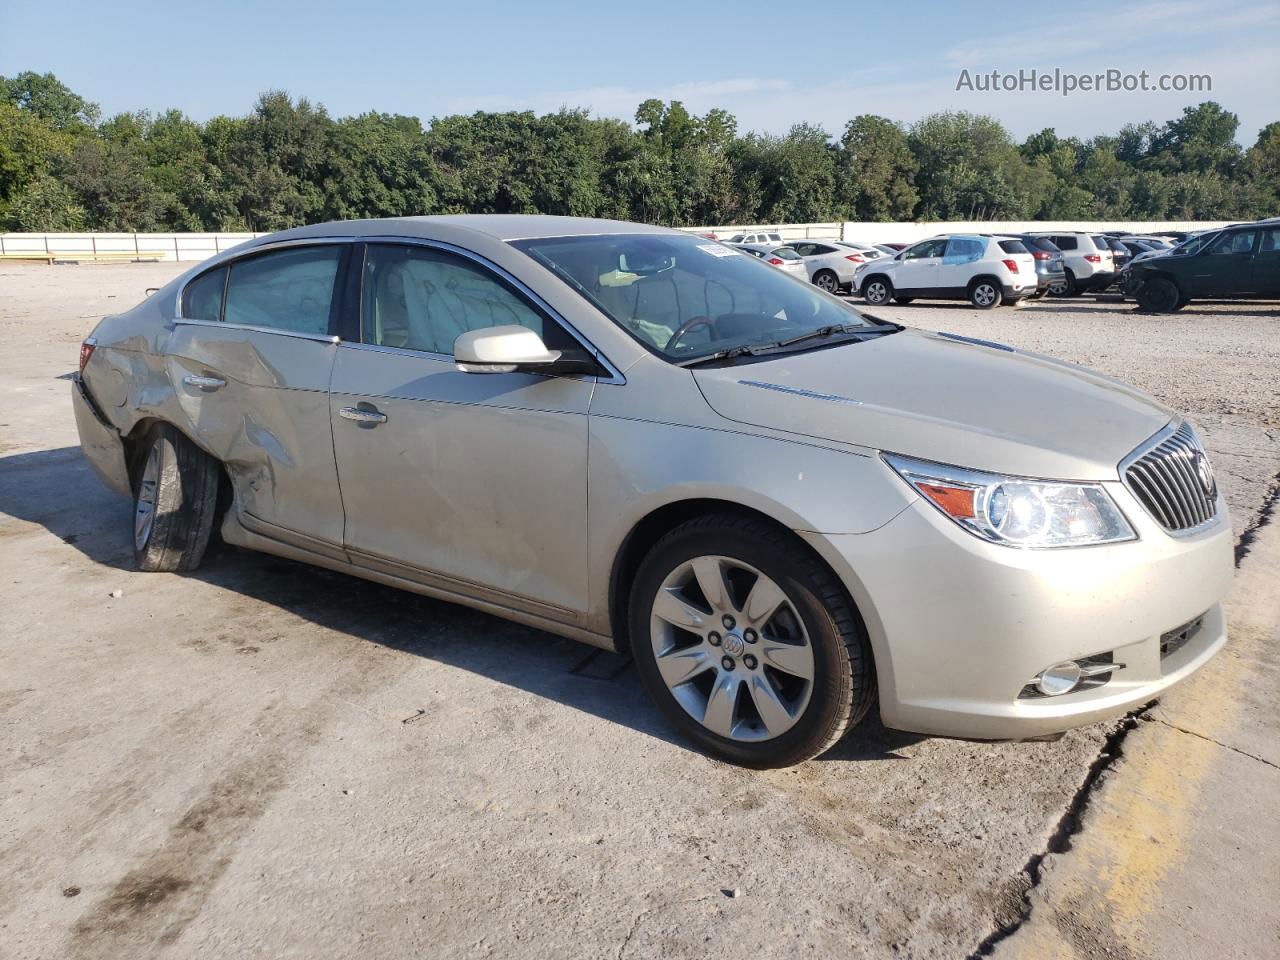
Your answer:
[173,236,356,319]
[355,235,626,385]
[170,317,340,345]
[1117,418,1220,538]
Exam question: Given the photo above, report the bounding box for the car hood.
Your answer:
[692,328,1174,481]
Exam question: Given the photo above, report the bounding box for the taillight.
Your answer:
[1032,251,1052,261]
[1002,259,1019,273]
[79,339,96,374]
[845,254,865,263]
[768,257,784,265]
[1084,254,1102,263]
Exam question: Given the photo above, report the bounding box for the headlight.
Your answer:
[883,453,1136,548]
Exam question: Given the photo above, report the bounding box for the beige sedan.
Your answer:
[74,216,1233,767]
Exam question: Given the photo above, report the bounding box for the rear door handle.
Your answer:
[339,405,388,425]
[183,374,226,391]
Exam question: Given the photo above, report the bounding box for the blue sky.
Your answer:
[2,0,1276,143]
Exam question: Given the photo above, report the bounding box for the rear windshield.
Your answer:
[1091,236,1110,250]
[770,247,801,261]
[1026,236,1060,252]
[997,239,1029,254]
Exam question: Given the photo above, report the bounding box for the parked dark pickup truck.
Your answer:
[1127,222,1280,312]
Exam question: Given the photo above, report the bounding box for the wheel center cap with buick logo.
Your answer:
[722,634,745,656]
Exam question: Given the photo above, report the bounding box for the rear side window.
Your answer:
[1054,236,1078,251]
[767,234,783,242]
[944,237,985,261]
[997,239,1029,254]
[182,266,227,321]
[223,246,343,335]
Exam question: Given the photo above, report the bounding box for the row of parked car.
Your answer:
[717,219,1278,311]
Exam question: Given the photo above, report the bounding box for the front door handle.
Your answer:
[339,405,388,425]
[183,374,226,391]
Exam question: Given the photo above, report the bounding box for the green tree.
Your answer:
[1,71,100,130]
[5,174,86,230]
[908,112,1026,219]
[834,115,918,220]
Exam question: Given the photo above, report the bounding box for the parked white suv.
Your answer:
[1028,232,1116,295]
[854,235,1037,308]
[725,231,784,247]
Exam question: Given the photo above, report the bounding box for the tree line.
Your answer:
[1,71,1277,233]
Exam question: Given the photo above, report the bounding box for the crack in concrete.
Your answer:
[1152,717,1280,772]
[964,707,1152,958]
[965,468,1280,958]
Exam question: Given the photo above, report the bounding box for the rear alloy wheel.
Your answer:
[1049,271,1077,296]
[133,423,220,572]
[969,279,1002,309]
[1136,277,1185,313]
[862,277,892,305]
[812,270,839,293]
[629,515,875,768]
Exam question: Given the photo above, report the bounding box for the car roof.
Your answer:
[244,215,681,246]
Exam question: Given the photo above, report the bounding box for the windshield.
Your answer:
[512,233,881,362]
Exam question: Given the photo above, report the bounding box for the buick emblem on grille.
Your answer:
[1194,451,1216,497]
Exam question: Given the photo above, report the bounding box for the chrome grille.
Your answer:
[1122,422,1218,533]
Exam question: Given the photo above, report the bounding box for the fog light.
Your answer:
[1035,661,1083,697]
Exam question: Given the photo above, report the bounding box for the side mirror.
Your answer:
[454,325,598,376]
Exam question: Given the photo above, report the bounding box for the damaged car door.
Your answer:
[167,242,348,551]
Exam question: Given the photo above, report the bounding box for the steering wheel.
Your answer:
[664,315,714,352]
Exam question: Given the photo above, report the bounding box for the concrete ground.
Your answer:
[0,262,1277,959]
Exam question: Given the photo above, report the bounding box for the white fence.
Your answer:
[680,220,1233,245]
[0,221,1236,264]
[0,232,267,262]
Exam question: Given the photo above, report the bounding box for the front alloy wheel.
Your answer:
[650,555,815,742]
[863,278,891,305]
[629,515,875,767]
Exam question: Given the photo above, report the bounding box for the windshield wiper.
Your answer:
[676,343,772,368]
[677,323,900,368]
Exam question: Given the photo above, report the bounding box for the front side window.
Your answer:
[182,265,227,321]
[512,233,881,363]
[223,246,342,335]
[1206,231,1256,255]
[904,239,946,260]
[362,243,568,355]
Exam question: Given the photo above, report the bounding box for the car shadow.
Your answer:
[0,445,926,764]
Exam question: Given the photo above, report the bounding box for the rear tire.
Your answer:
[629,515,875,768]
[1136,277,1184,313]
[968,279,1003,309]
[132,424,220,572]
[812,270,839,293]
[1049,271,1077,297]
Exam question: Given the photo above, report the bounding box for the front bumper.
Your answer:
[72,375,132,496]
[802,481,1234,739]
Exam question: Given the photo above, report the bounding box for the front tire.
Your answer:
[132,424,220,572]
[862,276,892,305]
[1136,277,1185,313]
[629,515,875,768]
